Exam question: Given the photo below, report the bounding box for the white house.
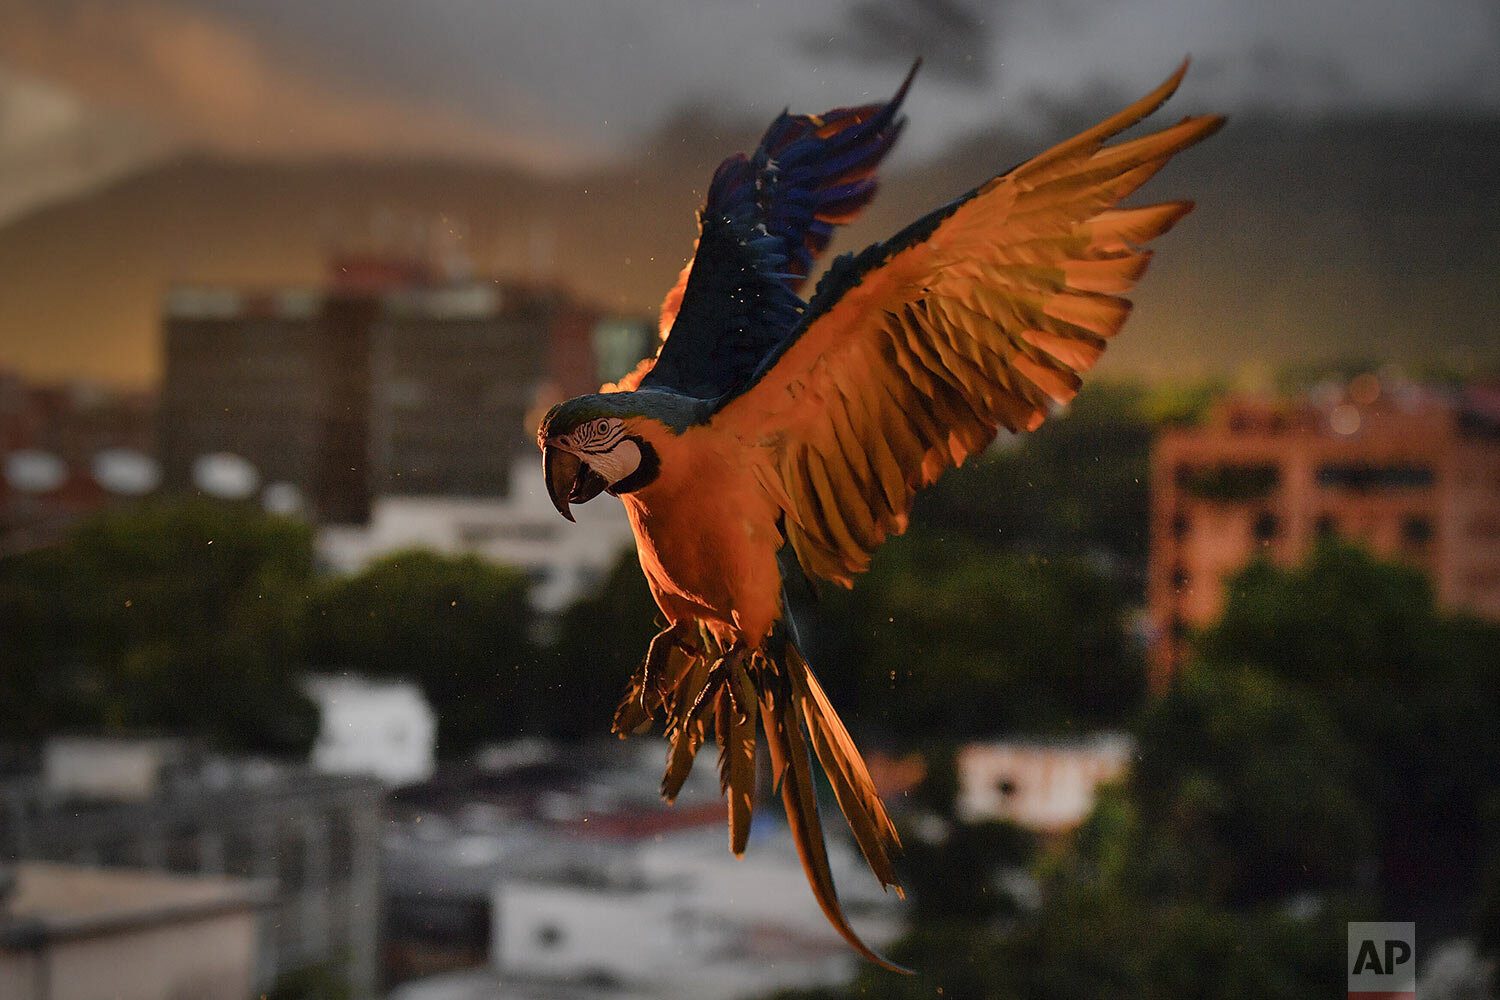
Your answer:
[956,732,1133,831]
[41,736,191,803]
[304,675,437,786]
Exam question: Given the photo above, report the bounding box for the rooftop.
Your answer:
[0,862,272,947]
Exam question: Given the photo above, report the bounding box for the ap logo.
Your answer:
[1348,922,1415,999]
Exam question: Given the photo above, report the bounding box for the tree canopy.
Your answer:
[305,549,538,755]
[0,499,318,751]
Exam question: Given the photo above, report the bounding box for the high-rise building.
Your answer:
[160,260,640,524]
[1147,379,1500,687]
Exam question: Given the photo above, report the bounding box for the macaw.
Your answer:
[539,61,1221,969]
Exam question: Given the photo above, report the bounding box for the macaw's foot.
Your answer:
[609,622,911,974]
[611,620,700,736]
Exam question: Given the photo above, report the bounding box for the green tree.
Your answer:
[0,499,318,751]
[829,531,1144,742]
[544,548,663,740]
[306,550,537,754]
[913,382,1159,584]
[899,819,1034,923]
[1129,664,1371,906]
[1199,541,1500,923]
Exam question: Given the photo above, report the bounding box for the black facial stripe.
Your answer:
[608,435,660,496]
[574,421,625,451]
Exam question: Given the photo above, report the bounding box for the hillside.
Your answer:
[0,110,1496,386]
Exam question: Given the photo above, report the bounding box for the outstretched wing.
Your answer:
[606,64,917,396]
[711,62,1224,585]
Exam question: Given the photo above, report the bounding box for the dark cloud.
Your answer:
[1,0,1497,177]
[802,0,1002,86]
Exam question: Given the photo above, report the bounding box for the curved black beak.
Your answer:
[543,446,608,522]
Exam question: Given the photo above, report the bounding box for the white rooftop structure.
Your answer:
[41,737,191,804]
[304,674,436,786]
[317,458,634,615]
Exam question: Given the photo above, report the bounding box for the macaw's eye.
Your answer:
[596,419,608,433]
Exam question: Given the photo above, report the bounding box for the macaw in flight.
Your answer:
[539,60,1221,969]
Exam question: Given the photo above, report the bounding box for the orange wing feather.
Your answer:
[712,62,1224,586]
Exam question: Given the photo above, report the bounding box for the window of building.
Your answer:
[1402,515,1434,547]
[1171,566,1190,589]
[1252,511,1280,543]
[1176,462,1281,502]
[1315,514,1338,538]
[1171,512,1190,540]
[1315,462,1435,492]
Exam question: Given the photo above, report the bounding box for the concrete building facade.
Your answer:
[0,862,269,1000]
[0,372,158,554]
[0,752,384,997]
[1148,381,1500,684]
[160,268,619,524]
[316,458,635,615]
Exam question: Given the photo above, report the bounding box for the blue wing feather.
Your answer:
[638,62,918,400]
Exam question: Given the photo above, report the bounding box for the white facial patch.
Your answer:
[585,437,642,486]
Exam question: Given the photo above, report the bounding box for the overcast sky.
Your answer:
[2,0,1497,191]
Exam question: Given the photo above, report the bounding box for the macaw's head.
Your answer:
[538,391,701,521]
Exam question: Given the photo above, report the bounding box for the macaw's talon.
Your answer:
[614,623,694,736]
[637,623,685,714]
[665,645,712,726]
[722,658,750,726]
[684,655,730,729]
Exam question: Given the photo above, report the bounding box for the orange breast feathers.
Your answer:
[619,426,786,647]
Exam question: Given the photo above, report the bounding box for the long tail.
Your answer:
[613,621,909,973]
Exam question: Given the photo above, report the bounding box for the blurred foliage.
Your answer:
[305,550,537,755]
[899,818,1034,923]
[911,382,1156,582]
[1128,664,1370,907]
[774,539,1500,1000]
[823,531,1144,741]
[0,499,318,752]
[542,548,662,740]
[1200,541,1500,924]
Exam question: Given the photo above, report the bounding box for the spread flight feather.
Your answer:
[544,59,1222,970]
